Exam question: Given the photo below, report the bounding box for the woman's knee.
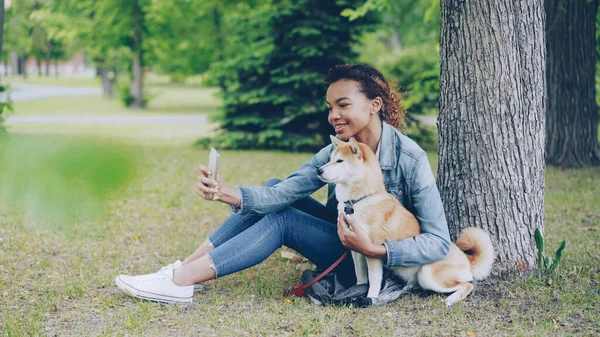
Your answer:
[264,178,282,187]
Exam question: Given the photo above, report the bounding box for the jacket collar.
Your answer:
[378,121,397,170]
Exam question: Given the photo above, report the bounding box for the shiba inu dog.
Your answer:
[317,136,495,306]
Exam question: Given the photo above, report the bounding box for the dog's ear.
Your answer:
[349,137,363,160]
[330,135,342,148]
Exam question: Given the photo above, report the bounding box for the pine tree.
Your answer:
[202,0,375,152]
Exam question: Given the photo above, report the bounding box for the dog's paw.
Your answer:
[445,293,461,307]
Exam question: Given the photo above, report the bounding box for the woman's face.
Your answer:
[326,79,381,141]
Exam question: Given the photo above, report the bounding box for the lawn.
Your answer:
[3,75,220,146]
[0,77,598,336]
[0,138,598,336]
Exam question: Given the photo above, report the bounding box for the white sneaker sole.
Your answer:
[115,276,193,304]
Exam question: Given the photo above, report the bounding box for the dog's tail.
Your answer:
[456,227,495,280]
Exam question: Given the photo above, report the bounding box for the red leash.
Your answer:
[283,250,349,297]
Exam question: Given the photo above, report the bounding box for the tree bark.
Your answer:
[100,68,115,96]
[9,51,17,75]
[20,53,27,79]
[129,0,144,108]
[0,0,4,84]
[45,42,52,76]
[545,0,600,167]
[439,0,546,276]
[212,7,227,91]
[36,58,42,76]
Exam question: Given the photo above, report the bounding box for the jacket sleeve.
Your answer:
[230,145,333,215]
[383,152,452,267]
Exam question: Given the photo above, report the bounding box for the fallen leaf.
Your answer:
[281,250,307,262]
[467,332,476,336]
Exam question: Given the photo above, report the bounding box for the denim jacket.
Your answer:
[233,121,451,268]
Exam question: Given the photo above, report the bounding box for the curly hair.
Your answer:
[324,64,405,130]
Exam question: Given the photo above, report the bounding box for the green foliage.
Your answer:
[0,85,13,136]
[144,0,218,81]
[384,45,439,116]
[380,45,439,149]
[0,135,137,228]
[534,228,567,281]
[203,0,377,152]
[351,0,441,148]
[116,74,155,108]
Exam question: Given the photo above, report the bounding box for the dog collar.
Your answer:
[344,194,376,215]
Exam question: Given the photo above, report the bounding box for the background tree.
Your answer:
[438,0,546,275]
[203,0,376,151]
[0,0,6,135]
[4,0,36,78]
[145,0,218,83]
[545,0,600,168]
[345,0,442,151]
[0,0,4,83]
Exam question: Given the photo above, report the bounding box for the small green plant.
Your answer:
[534,228,566,278]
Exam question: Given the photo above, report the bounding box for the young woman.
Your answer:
[115,64,451,303]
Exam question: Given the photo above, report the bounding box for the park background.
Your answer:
[0,0,598,336]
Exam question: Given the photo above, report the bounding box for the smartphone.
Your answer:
[206,148,220,199]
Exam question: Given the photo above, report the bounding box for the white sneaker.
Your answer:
[115,265,194,303]
[157,260,203,292]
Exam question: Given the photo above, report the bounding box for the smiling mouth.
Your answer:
[334,123,349,131]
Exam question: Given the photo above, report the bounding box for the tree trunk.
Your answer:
[45,43,51,76]
[100,67,115,96]
[439,0,546,276]
[20,53,27,79]
[212,7,227,91]
[0,0,5,85]
[545,0,600,167]
[9,51,17,75]
[37,58,42,76]
[129,0,144,108]
[390,28,401,54]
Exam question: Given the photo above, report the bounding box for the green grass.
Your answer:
[0,77,598,336]
[3,76,221,146]
[0,136,598,336]
[9,88,219,117]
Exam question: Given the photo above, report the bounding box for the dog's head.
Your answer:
[317,135,372,185]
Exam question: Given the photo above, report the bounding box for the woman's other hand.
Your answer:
[336,212,387,258]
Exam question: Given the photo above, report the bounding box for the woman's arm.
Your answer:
[230,145,333,215]
[384,152,452,267]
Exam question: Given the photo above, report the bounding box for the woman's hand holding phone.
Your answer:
[196,164,221,201]
[196,149,241,207]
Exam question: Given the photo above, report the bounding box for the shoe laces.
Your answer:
[158,260,181,274]
[136,272,170,284]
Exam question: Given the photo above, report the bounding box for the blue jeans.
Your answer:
[206,179,356,287]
